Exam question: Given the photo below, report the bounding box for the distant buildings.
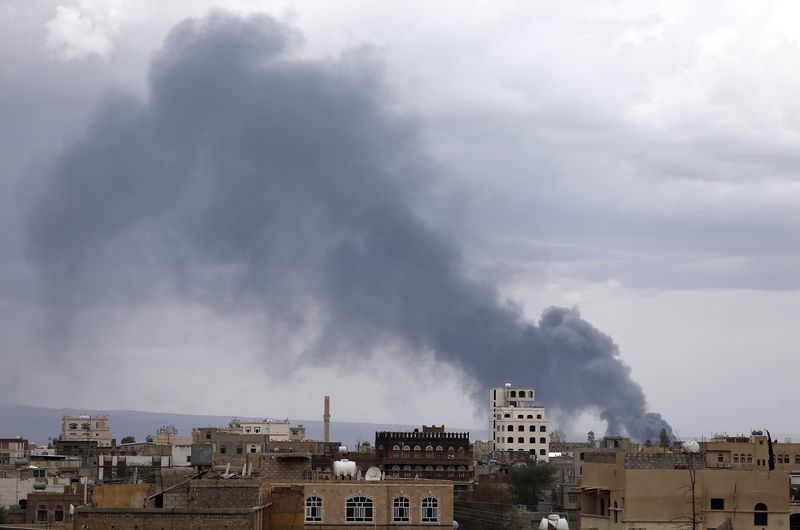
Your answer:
[61,414,112,447]
[489,383,551,461]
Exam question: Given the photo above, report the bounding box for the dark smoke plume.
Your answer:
[27,11,673,441]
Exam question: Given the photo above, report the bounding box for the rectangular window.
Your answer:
[717,453,724,463]
[710,498,724,510]
[220,446,227,454]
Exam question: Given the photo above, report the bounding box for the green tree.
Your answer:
[455,481,514,530]
[507,462,556,509]
[121,435,136,444]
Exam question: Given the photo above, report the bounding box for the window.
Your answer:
[718,453,724,463]
[220,446,227,454]
[527,415,534,419]
[613,501,618,523]
[540,426,546,432]
[518,425,524,432]
[540,437,547,444]
[540,449,546,455]
[529,391,534,397]
[393,497,410,522]
[530,426,536,432]
[503,413,510,418]
[710,498,724,510]
[54,506,64,522]
[518,437,524,443]
[69,423,78,429]
[250,447,257,453]
[530,437,536,444]
[734,454,740,463]
[306,496,323,522]
[37,505,48,522]
[747,454,752,463]
[510,391,516,397]
[537,414,542,419]
[236,447,243,454]
[346,496,373,522]
[245,428,251,433]
[517,414,524,419]
[421,497,439,523]
[33,469,48,478]
[254,427,261,433]
[186,455,191,462]
[507,437,514,443]
[391,465,401,477]
[81,423,90,430]
[796,456,800,465]
[754,503,768,526]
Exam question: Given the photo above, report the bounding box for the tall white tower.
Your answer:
[488,383,551,461]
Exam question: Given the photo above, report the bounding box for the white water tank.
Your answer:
[333,459,356,478]
[539,514,569,530]
[681,440,700,453]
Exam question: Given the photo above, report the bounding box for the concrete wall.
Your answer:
[92,483,154,508]
[73,507,263,530]
[0,477,71,507]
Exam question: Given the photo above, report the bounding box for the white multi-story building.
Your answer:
[489,383,551,461]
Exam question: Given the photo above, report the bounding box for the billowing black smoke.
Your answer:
[27,11,673,441]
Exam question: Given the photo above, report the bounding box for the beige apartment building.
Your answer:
[581,449,791,530]
[61,414,112,446]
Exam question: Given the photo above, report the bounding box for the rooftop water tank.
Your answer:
[333,459,356,478]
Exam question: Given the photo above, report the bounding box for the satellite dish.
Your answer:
[365,466,382,481]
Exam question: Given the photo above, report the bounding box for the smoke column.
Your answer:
[27,12,673,441]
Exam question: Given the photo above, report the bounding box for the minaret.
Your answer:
[323,394,330,443]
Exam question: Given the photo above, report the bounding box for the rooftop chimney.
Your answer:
[323,395,330,443]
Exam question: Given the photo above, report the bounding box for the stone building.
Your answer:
[374,426,473,483]
[25,490,84,525]
[489,383,551,460]
[580,449,792,530]
[61,414,112,446]
[0,437,29,467]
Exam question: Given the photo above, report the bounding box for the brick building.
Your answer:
[375,426,473,482]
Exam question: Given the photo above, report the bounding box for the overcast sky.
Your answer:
[3,0,800,441]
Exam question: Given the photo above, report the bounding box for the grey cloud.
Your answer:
[26,11,672,441]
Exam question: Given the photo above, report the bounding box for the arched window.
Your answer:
[457,447,465,456]
[36,505,48,522]
[54,505,64,522]
[510,390,516,397]
[527,414,534,419]
[517,414,524,419]
[346,496,373,522]
[504,413,511,418]
[391,464,401,477]
[69,423,78,429]
[540,437,547,444]
[518,425,525,432]
[254,427,260,433]
[403,445,411,453]
[435,445,444,457]
[305,496,323,523]
[414,445,421,456]
[530,437,536,444]
[540,426,547,432]
[425,445,434,458]
[447,465,455,477]
[518,437,524,443]
[507,437,514,443]
[245,427,251,433]
[540,449,546,455]
[528,391,534,397]
[393,497,410,522]
[754,503,768,526]
[403,464,412,477]
[392,445,401,457]
[422,497,439,523]
[530,425,536,432]
[457,465,466,478]
[613,501,618,523]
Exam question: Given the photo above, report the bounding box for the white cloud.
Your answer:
[45,1,120,61]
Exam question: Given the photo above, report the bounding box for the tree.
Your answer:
[121,436,136,444]
[507,462,556,509]
[455,481,515,530]
[660,428,670,448]
[550,429,566,444]
[0,505,7,524]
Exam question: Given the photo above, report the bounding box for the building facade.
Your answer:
[374,426,474,482]
[580,449,791,530]
[489,383,551,460]
[61,414,112,446]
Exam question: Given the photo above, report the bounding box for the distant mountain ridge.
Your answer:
[0,403,487,447]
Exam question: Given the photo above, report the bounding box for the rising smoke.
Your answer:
[27,11,673,441]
